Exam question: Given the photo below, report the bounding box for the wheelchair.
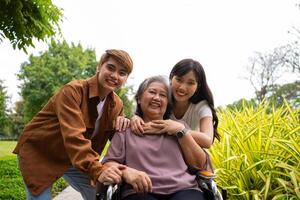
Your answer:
[95,176,226,200]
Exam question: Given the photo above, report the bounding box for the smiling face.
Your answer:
[138,81,169,122]
[171,70,198,103]
[97,57,129,97]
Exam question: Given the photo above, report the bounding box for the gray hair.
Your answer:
[134,75,172,119]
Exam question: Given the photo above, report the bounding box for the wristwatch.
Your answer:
[176,128,189,139]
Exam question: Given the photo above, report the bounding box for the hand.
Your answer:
[150,120,185,135]
[98,164,126,185]
[114,116,130,131]
[143,122,165,135]
[122,167,152,194]
[130,115,145,136]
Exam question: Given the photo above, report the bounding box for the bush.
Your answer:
[0,156,68,199]
[0,157,26,199]
[211,100,300,199]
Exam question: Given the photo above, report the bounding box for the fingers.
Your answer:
[118,164,127,170]
[132,174,152,194]
[150,123,165,129]
[130,118,145,136]
[115,116,130,131]
[98,171,122,184]
[123,168,152,194]
[144,175,152,193]
[98,165,124,184]
[152,120,165,124]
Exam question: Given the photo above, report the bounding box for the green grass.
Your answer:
[0,141,17,159]
[0,141,68,199]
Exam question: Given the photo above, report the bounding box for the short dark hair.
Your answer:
[135,76,172,120]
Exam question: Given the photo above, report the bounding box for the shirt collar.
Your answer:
[86,72,115,103]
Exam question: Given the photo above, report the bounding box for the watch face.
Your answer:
[176,130,185,138]
[176,128,188,138]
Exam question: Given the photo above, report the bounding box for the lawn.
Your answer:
[0,141,17,159]
[0,141,67,199]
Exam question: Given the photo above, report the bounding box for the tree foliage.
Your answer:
[0,0,63,52]
[8,100,25,138]
[0,80,9,134]
[18,40,97,122]
[116,86,134,117]
[268,81,300,109]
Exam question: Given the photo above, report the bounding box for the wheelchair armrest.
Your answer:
[95,182,108,200]
[95,182,120,200]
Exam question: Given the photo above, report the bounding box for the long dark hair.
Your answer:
[135,76,172,120]
[169,59,220,141]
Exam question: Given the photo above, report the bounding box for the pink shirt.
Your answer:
[102,129,199,198]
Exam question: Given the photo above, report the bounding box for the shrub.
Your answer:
[211,100,300,199]
[0,156,68,199]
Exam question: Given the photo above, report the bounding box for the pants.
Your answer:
[123,189,206,200]
[24,167,96,200]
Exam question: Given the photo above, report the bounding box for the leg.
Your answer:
[170,189,206,200]
[24,184,52,200]
[63,166,96,200]
[123,193,160,200]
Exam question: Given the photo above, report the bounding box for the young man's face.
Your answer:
[97,57,129,94]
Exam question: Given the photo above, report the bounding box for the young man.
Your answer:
[13,49,133,200]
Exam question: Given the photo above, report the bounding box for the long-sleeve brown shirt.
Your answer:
[13,74,124,195]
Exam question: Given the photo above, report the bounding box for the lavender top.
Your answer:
[102,129,199,198]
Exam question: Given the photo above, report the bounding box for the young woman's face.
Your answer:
[138,81,168,121]
[171,70,198,103]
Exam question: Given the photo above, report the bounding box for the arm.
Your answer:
[53,85,104,183]
[150,117,214,148]
[187,117,214,148]
[149,119,210,167]
[102,130,152,193]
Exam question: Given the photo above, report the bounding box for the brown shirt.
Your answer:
[13,74,124,195]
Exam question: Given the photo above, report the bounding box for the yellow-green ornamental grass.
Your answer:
[211,100,300,200]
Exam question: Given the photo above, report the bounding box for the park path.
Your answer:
[53,186,83,200]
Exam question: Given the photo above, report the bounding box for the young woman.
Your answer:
[101,76,207,200]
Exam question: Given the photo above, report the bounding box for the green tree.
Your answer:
[18,40,97,122]
[224,98,257,111]
[8,100,25,138]
[116,85,134,117]
[0,80,9,134]
[268,81,300,109]
[0,0,63,52]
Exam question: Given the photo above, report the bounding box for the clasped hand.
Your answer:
[122,167,152,194]
[131,115,185,136]
[98,164,126,185]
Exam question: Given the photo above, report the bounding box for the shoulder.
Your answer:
[65,79,87,91]
[51,79,86,101]
[112,128,131,141]
[192,100,211,111]
[111,91,124,108]
[193,100,212,117]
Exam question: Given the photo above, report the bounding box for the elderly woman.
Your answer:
[100,76,207,200]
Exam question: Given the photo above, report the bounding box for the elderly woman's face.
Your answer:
[138,81,168,121]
